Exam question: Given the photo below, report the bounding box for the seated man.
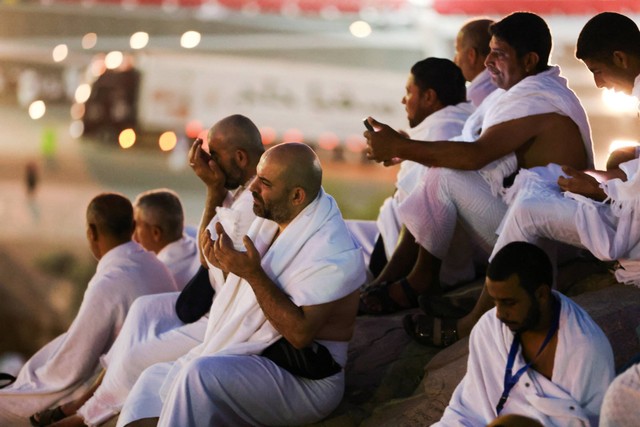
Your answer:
[0,193,178,426]
[133,188,200,289]
[365,13,593,344]
[37,115,264,426]
[600,362,640,427]
[348,57,473,279]
[435,242,614,426]
[118,142,366,426]
[417,11,640,345]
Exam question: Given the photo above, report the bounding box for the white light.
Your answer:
[52,44,68,62]
[130,32,149,50]
[69,120,85,139]
[601,88,638,113]
[180,31,201,49]
[29,100,46,120]
[82,33,98,49]
[349,20,372,38]
[105,51,124,69]
[609,139,640,154]
[75,83,91,103]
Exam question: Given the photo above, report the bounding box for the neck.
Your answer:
[521,297,557,341]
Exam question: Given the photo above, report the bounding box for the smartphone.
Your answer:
[363,118,374,132]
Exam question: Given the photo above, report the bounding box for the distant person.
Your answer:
[118,142,366,427]
[0,192,178,426]
[435,242,614,426]
[133,188,200,289]
[25,160,39,198]
[36,115,263,427]
[348,57,472,281]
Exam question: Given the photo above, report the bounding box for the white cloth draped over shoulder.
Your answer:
[117,189,366,425]
[479,65,594,197]
[467,68,497,108]
[76,185,257,426]
[569,158,640,285]
[0,242,178,426]
[435,292,614,427]
[156,235,200,290]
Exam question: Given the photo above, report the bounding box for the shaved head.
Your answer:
[262,142,322,204]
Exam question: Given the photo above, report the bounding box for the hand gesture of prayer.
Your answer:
[188,138,226,191]
[201,229,223,272]
[364,117,406,166]
[211,222,263,282]
[558,165,607,201]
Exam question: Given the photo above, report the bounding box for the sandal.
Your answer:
[0,372,16,389]
[403,313,459,347]
[29,406,66,427]
[358,277,418,315]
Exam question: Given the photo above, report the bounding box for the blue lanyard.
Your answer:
[496,298,561,415]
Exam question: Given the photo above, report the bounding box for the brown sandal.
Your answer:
[29,406,66,427]
[403,313,459,347]
[358,277,418,315]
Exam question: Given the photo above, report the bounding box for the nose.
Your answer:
[484,52,494,68]
[593,74,606,89]
[401,95,407,105]
[248,176,259,193]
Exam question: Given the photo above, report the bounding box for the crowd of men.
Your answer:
[0,9,639,427]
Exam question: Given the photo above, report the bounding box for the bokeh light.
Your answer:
[282,128,304,143]
[260,126,277,145]
[28,100,46,120]
[318,132,340,151]
[602,88,638,113]
[349,20,372,38]
[70,103,85,120]
[119,128,137,149]
[159,131,178,151]
[180,31,201,49]
[185,120,203,139]
[82,32,98,49]
[52,44,68,62]
[105,51,124,69]
[130,32,149,50]
[69,120,84,139]
[74,84,91,103]
[345,134,367,153]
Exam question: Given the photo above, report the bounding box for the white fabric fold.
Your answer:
[467,68,498,108]
[435,292,614,427]
[478,66,594,197]
[156,235,200,289]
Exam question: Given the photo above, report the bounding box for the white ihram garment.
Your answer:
[435,292,614,427]
[0,242,177,427]
[77,186,256,426]
[156,234,200,290]
[118,189,366,426]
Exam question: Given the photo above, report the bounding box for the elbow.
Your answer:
[286,331,315,350]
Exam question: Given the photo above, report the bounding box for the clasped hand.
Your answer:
[363,117,405,166]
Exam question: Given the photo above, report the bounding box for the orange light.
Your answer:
[70,103,85,120]
[318,132,340,151]
[197,129,208,141]
[119,128,136,149]
[159,131,177,151]
[282,128,304,143]
[260,126,277,145]
[185,120,203,139]
[345,134,367,153]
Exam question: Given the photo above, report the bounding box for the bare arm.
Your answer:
[211,223,337,349]
[188,138,229,266]
[365,115,542,170]
[606,146,638,171]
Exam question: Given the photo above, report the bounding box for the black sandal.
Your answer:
[358,277,418,315]
[0,372,16,389]
[29,406,66,427]
[403,313,459,347]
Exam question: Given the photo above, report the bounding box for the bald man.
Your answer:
[119,143,366,427]
[0,193,177,427]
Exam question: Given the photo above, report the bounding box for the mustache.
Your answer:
[252,191,263,204]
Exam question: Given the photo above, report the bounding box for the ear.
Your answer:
[523,52,540,74]
[290,187,306,206]
[151,225,163,242]
[235,149,248,168]
[419,88,438,108]
[87,223,99,243]
[534,284,551,303]
[612,51,629,69]
[467,47,478,66]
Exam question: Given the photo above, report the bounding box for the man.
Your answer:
[37,115,264,426]
[133,188,200,289]
[359,20,496,314]
[365,13,593,344]
[435,242,614,426]
[117,142,366,426]
[0,193,178,426]
[348,57,472,279]
[455,18,497,107]
[432,11,640,349]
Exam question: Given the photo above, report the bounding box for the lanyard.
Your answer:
[496,298,561,415]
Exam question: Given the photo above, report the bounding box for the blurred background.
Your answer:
[1,0,639,369]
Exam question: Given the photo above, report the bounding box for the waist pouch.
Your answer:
[175,265,215,323]
[261,337,342,380]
